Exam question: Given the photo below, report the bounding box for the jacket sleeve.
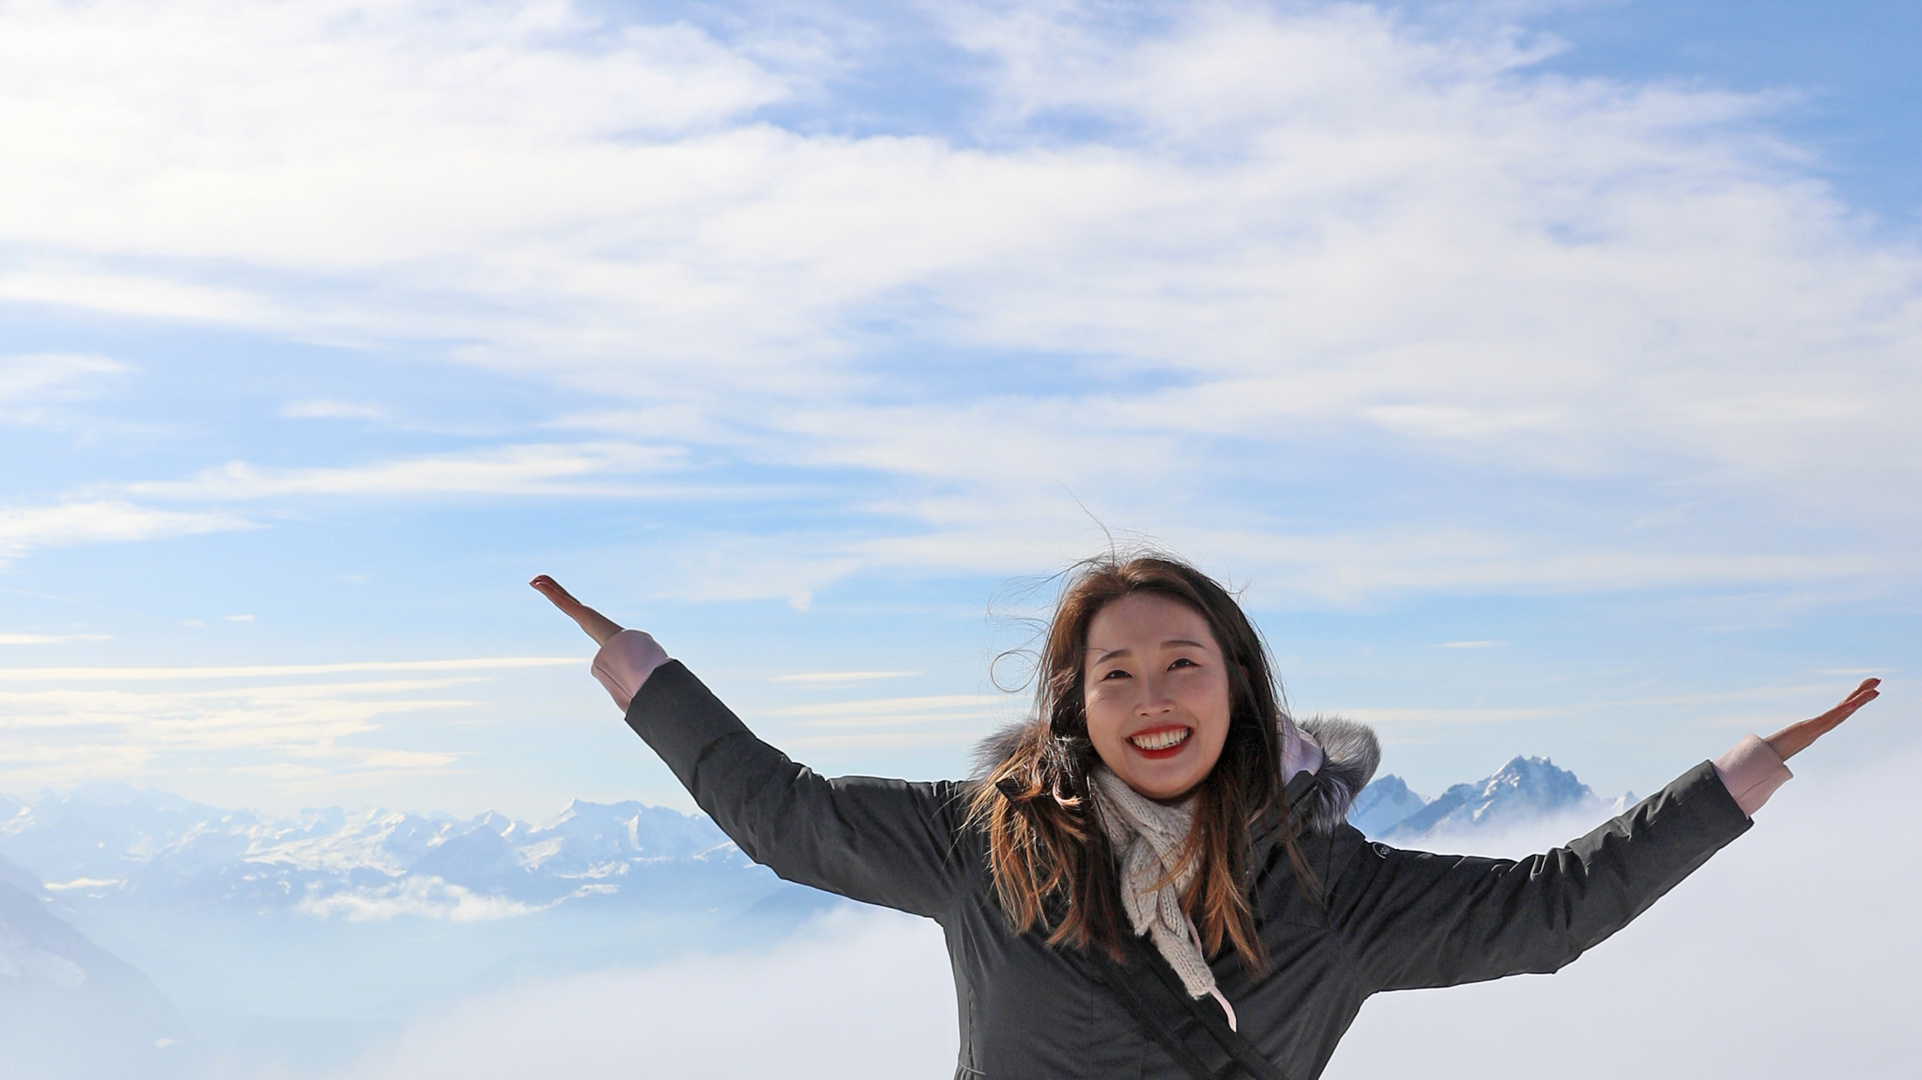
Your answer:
[623,660,971,920]
[1327,761,1753,993]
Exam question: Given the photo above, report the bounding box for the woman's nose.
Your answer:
[1138,674,1176,713]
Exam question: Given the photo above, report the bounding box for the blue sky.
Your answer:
[1,0,1916,818]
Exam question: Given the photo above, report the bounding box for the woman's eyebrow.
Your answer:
[1086,639,1209,663]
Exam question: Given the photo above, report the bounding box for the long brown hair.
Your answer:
[967,553,1311,969]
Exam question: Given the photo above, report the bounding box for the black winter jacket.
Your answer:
[627,661,1753,1080]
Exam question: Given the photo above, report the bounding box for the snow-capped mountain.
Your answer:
[1351,756,1634,842]
[1346,774,1429,837]
[9,755,1649,921]
[0,784,771,920]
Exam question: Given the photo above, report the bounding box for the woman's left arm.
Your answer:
[1330,679,1880,995]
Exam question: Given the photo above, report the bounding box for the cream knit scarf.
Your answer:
[1089,766,1238,1030]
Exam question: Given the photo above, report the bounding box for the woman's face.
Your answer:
[1082,591,1233,802]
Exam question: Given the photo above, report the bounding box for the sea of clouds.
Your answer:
[305,746,1919,1080]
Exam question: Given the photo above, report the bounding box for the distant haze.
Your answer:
[325,750,1918,1080]
[7,746,1915,1078]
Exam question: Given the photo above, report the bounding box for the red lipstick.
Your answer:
[1126,725,1192,759]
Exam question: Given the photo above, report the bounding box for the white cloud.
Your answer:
[124,442,685,499]
[0,659,579,791]
[769,692,1009,723]
[320,752,1921,1080]
[282,398,395,422]
[0,353,126,403]
[0,352,133,430]
[754,690,1022,750]
[296,874,551,923]
[0,0,1916,600]
[0,268,281,323]
[772,670,921,685]
[0,656,577,682]
[0,500,251,561]
[330,908,957,1080]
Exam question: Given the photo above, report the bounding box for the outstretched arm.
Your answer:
[529,575,971,920]
[1338,680,1883,994]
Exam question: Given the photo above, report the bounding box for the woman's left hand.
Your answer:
[1765,678,1880,761]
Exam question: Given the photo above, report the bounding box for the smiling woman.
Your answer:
[530,554,1878,1080]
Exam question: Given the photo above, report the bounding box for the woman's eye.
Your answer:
[1101,668,1131,680]
[1169,658,1198,670]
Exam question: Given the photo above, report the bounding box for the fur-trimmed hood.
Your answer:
[1288,715,1379,835]
[972,714,1379,837]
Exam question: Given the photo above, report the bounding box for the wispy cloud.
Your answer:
[0,353,126,406]
[282,398,395,422]
[772,670,921,685]
[0,656,579,682]
[1,0,1917,605]
[763,691,1020,750]
[0,500,252,562]
[769,693,1009,726]
[0,633,111,645]
[1339,706,1565,728]
[0,658,577,791]
[124,443,684,499]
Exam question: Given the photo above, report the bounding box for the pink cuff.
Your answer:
[591,630,670,712]
[1712,734,1793,818]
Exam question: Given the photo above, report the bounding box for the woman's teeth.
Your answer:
[1129,728,1190,751]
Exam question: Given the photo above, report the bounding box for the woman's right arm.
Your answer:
[532,578,971,920]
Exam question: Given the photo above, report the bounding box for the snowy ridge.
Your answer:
[1350,756,1636,842]
[5,755,1642,923]
[0,785,762,920]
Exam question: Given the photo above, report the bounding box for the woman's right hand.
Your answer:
[1764,677,1880,761]
[529,575,625,646]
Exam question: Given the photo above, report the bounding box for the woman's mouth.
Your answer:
[1127,726,1191,758]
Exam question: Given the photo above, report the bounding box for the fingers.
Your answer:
[1766,677,1882,761]
[1844,678,1881,708]
[529,575,625,645]
[1818,679,1880,726]
[529,575,578,608]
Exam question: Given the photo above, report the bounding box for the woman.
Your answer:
[530,555,1877,1080]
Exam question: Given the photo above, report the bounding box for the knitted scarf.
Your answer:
[1089,766,1238,1029]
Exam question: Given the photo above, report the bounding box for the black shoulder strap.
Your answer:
[1094,933,1290,1080]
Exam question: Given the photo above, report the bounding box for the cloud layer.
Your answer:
[2,0,1918,604]
[0,658,577,792]
[318,748,1921,1079]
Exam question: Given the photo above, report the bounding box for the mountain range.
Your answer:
[1,755,1636,1076]
[1347,755,1633,842]
[1,784,772,919]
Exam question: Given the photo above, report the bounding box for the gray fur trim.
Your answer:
[1293,715,1380,836]
[970,722,1031,779]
